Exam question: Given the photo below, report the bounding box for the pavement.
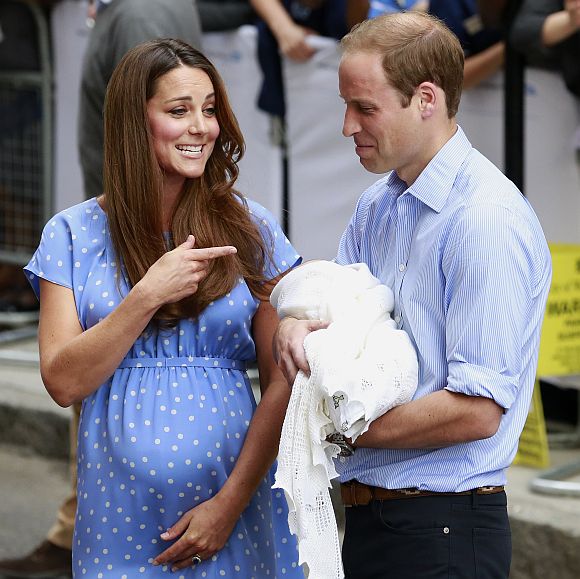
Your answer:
[0,444,69,561]
[0,327,580,578]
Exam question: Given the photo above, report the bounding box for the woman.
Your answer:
[25,38,302,577]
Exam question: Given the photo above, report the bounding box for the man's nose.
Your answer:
[342,109,359,138]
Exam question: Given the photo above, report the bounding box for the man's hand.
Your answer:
[273,317,328,384]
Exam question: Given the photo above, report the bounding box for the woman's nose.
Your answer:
[188,115,207,135]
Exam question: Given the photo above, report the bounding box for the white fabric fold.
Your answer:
[270,260,419,579]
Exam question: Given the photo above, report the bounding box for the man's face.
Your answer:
[339,51,424,184]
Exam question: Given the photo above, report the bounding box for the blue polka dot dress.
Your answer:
[25,198,304,578]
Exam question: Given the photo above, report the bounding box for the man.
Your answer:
[274,12,551,578]
[0,1,201,577]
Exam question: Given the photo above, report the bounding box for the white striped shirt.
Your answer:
[335,127,552,491]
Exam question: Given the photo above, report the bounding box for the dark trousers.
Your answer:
[342,491,511,578]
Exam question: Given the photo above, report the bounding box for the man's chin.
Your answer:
[359,156,387,175]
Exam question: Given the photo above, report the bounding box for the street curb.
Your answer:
[0,401,69,460]
[511,518,580,579]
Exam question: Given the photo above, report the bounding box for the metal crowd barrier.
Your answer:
[0,0,52,266]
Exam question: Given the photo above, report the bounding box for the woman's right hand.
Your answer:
[137,235,236,308]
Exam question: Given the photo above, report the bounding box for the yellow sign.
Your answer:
[513,380,549,468]
[537,243,580,376]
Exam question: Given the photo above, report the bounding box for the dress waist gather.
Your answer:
[118,356,247,371]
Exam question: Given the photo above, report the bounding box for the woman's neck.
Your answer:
[162,177,185,230]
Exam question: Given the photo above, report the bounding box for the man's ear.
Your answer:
[417,82,437,119]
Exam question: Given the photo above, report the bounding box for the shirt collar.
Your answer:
[386,126,473,212]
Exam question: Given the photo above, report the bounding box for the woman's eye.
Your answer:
[170,107,187,116]
[204,107,216,117]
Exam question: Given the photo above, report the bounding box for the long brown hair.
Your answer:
[341,12,464,118]
[103,38,270,324]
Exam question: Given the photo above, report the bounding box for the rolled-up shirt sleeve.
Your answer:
[443,201,545,410]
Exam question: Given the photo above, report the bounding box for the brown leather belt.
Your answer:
[341,480,505,507]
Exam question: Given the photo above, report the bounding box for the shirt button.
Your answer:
[398,263,406,272]
[394,315,401,323]
[443,527,450,534]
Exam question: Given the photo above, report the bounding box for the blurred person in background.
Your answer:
[198,0,257,31]
[478,0,509,26]
[368,0,506,89]
[250,0,367,119]
[428,0,505,89]
[511,0,580,98]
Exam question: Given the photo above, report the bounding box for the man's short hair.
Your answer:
[341,12,464,118]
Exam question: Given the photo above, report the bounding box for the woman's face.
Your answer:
[147,65,220,191]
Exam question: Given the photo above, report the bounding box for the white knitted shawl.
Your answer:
[270,260,419,579]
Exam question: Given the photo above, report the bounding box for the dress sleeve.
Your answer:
[246,199,302,281]
[23,212,74,299]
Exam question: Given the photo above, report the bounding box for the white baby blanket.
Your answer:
[270,260,418,579]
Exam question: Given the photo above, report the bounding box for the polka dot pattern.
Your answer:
[24,198,303,577]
